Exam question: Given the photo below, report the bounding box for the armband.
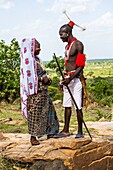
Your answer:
[74,54,86,67]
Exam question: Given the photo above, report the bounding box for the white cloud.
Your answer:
[78,11,113,59]
[47,0,101,14]
[87,12,113,33]
[0,0,14,9]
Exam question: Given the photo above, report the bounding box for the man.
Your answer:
[55,21,86,138]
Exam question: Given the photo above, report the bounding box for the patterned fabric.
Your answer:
[20,37,59,136]
[47,96,59,135]
[27,61,59,136]
[20,38,38,120]
[27,91,49,136]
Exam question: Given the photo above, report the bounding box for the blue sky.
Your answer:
[0,0,113,61]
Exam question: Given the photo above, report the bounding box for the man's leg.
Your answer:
[75,109,84,138]
[61,107,72,133]
[54,107,71,138]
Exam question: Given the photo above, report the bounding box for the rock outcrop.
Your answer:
[0,133,113,170]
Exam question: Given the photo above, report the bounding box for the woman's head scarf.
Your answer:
[20,38,38,120]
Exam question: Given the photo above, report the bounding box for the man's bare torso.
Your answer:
[65,40,80,72]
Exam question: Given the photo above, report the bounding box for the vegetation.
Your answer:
[87,77,113,106]
[0,157,30,170]
[46,56,113,107]
[45,55,64,75]
[0,39,20,103]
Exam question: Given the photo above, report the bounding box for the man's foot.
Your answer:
[54,132,70,138]
[75,133,84,139]
[30,136,40,146]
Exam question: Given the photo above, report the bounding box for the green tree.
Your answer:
[0,38,20,102]
[45,55,64,101]
[45,55,64,76]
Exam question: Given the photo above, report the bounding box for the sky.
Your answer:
[0,0,113,61]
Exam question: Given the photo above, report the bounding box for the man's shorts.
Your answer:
[63,78,82,110]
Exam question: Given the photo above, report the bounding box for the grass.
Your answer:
[0,100,112,134]
[0,157,31,170]
[0,101,28,134]
[84,60,113,77]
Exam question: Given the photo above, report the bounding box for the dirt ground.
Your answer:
[86,121,113,140]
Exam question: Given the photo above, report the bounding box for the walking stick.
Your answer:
[53,53,92,140]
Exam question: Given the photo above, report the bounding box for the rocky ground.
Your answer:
[0,121,113,170]
[86,121,113,138]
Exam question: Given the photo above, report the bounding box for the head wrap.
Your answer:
[68,21,75,28]
[20,38,38,120]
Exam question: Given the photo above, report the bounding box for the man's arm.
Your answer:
[76,40,84,54]
[70,40,85,78]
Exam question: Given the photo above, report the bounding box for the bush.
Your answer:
[48,86,63,101]
[51,76,60,87]
[99,96,113,107]
[95,109,112,121]
[87,77,113,106]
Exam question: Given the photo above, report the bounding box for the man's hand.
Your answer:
[61,77,71,86]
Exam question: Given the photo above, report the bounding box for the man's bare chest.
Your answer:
[66,59,77,72]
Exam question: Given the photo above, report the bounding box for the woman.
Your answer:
[20,38,59,145]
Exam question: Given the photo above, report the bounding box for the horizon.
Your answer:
[42,58,113,62]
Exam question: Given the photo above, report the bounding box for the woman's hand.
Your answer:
[47,77,52,85]
[42,75,52,85]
